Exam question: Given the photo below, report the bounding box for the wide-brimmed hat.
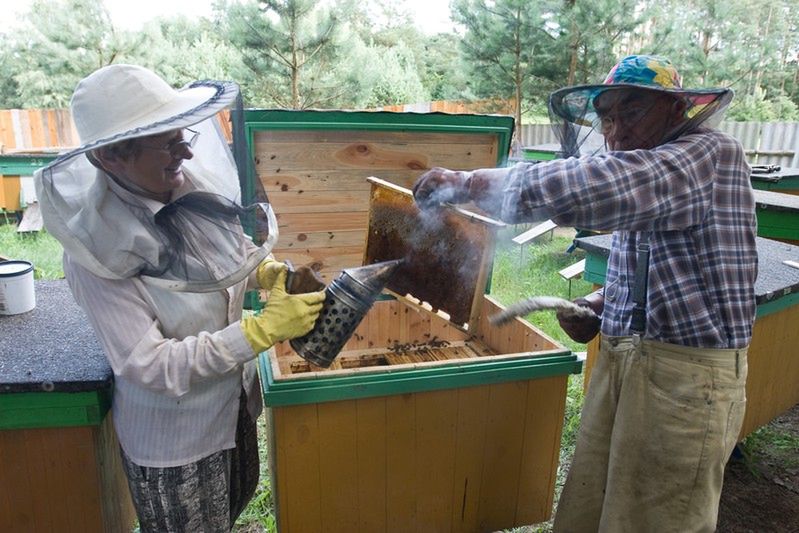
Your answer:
[34,65,278,291]
[53,64,238,164]
[549,55,733,128]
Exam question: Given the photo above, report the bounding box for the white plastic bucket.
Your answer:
[0,260,36,315]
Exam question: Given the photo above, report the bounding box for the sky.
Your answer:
[2,0,456,35]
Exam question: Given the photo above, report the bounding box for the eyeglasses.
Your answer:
[140,128,200,158]
[592,102,656,132]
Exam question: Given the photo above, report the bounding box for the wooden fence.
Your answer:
[0,109,78,154]
[0,109,232,154]
[520,122,799,168]
[1,108,796,167]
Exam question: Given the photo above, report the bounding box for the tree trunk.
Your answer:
[514,6,523,152]
[290,18,300,109]
[566,0,578,86]
[752,4,774,94]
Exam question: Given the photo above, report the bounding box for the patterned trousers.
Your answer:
[120,391,260,533]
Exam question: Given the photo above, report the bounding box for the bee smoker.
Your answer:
[290,258,403,368]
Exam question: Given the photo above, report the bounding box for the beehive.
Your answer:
[246,109,515,282]
[258,176,581,532]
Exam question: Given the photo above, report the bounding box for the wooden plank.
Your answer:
[65,426,103,532]
[16,111,32,150]
[559,259,586,280]
[0,428,39,531]
[1,176,22,211]
[405,305,432,345]
[450,385,490,532]
[270,246,363,276]
[739,304,799,438]
[477,381,529,531]
[215,110,232,143]
[26,110,46,148]
[376,300,395,348]
[254,129,499,146]
[0,110,16,148]
[276,211,368,233]
[278,229,366,250]
[274,404,323,532]
[512,219,557,245]
[253,140,497,172]
[515,376,568,524]
[55,109,78,147]
[385,393,417,532]
[9,426,104,532]
[355,397,388,531]
[260,169,419,192]
[94,414,136,532]
[413,389,458,532]
[269,190,369,214]
[317,400,359,533]
[477,295,560,353]
[45,110,59,146]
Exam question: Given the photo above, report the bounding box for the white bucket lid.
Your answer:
[0,260,34,277]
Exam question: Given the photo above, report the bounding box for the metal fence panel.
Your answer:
[520,121,799,168]
[520,124,556,146]
[759,123,799,167]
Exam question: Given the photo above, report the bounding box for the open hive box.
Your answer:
[244,109,515,282]
[259,179,582,532]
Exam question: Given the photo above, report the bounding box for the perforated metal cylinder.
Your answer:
[290,259,402,368]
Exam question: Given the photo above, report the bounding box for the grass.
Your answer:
[490,230,596,353]
[0,221,64,279]
[739,424,799,473]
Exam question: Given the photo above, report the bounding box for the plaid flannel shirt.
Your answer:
[503,129,757,348]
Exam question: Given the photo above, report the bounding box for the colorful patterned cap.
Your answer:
[603,55,682,89]
[549,54,732,128]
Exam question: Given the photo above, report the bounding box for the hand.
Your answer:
[255,257,287,291]
[412,167,472,210]
[241,269,326,354]
[556,290,604,343]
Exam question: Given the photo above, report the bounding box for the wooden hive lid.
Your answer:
[363,177,505,330]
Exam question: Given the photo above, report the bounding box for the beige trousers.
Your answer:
[553,337,748,533]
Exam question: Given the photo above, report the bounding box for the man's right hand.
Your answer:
[556,290,605,343]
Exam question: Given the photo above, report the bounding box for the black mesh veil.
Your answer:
[35,98,277,292]
[547,84,734,157]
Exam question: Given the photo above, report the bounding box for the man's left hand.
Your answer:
[412,167,472,210]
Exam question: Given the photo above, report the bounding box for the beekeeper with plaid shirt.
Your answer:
[413,55,757,532]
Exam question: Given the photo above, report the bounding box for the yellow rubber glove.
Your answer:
[241,269,326,354]
[255,257,286,291]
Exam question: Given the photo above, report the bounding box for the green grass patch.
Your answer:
[741,424,799,472]
[489,232,596,353]
[0,222,64,279]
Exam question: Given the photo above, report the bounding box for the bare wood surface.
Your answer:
[269,190,369,214]
[254,129,499,145]
[261,170,419,192]
[278,229,365,250]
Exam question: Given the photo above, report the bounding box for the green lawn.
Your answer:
[0,221,64,279]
